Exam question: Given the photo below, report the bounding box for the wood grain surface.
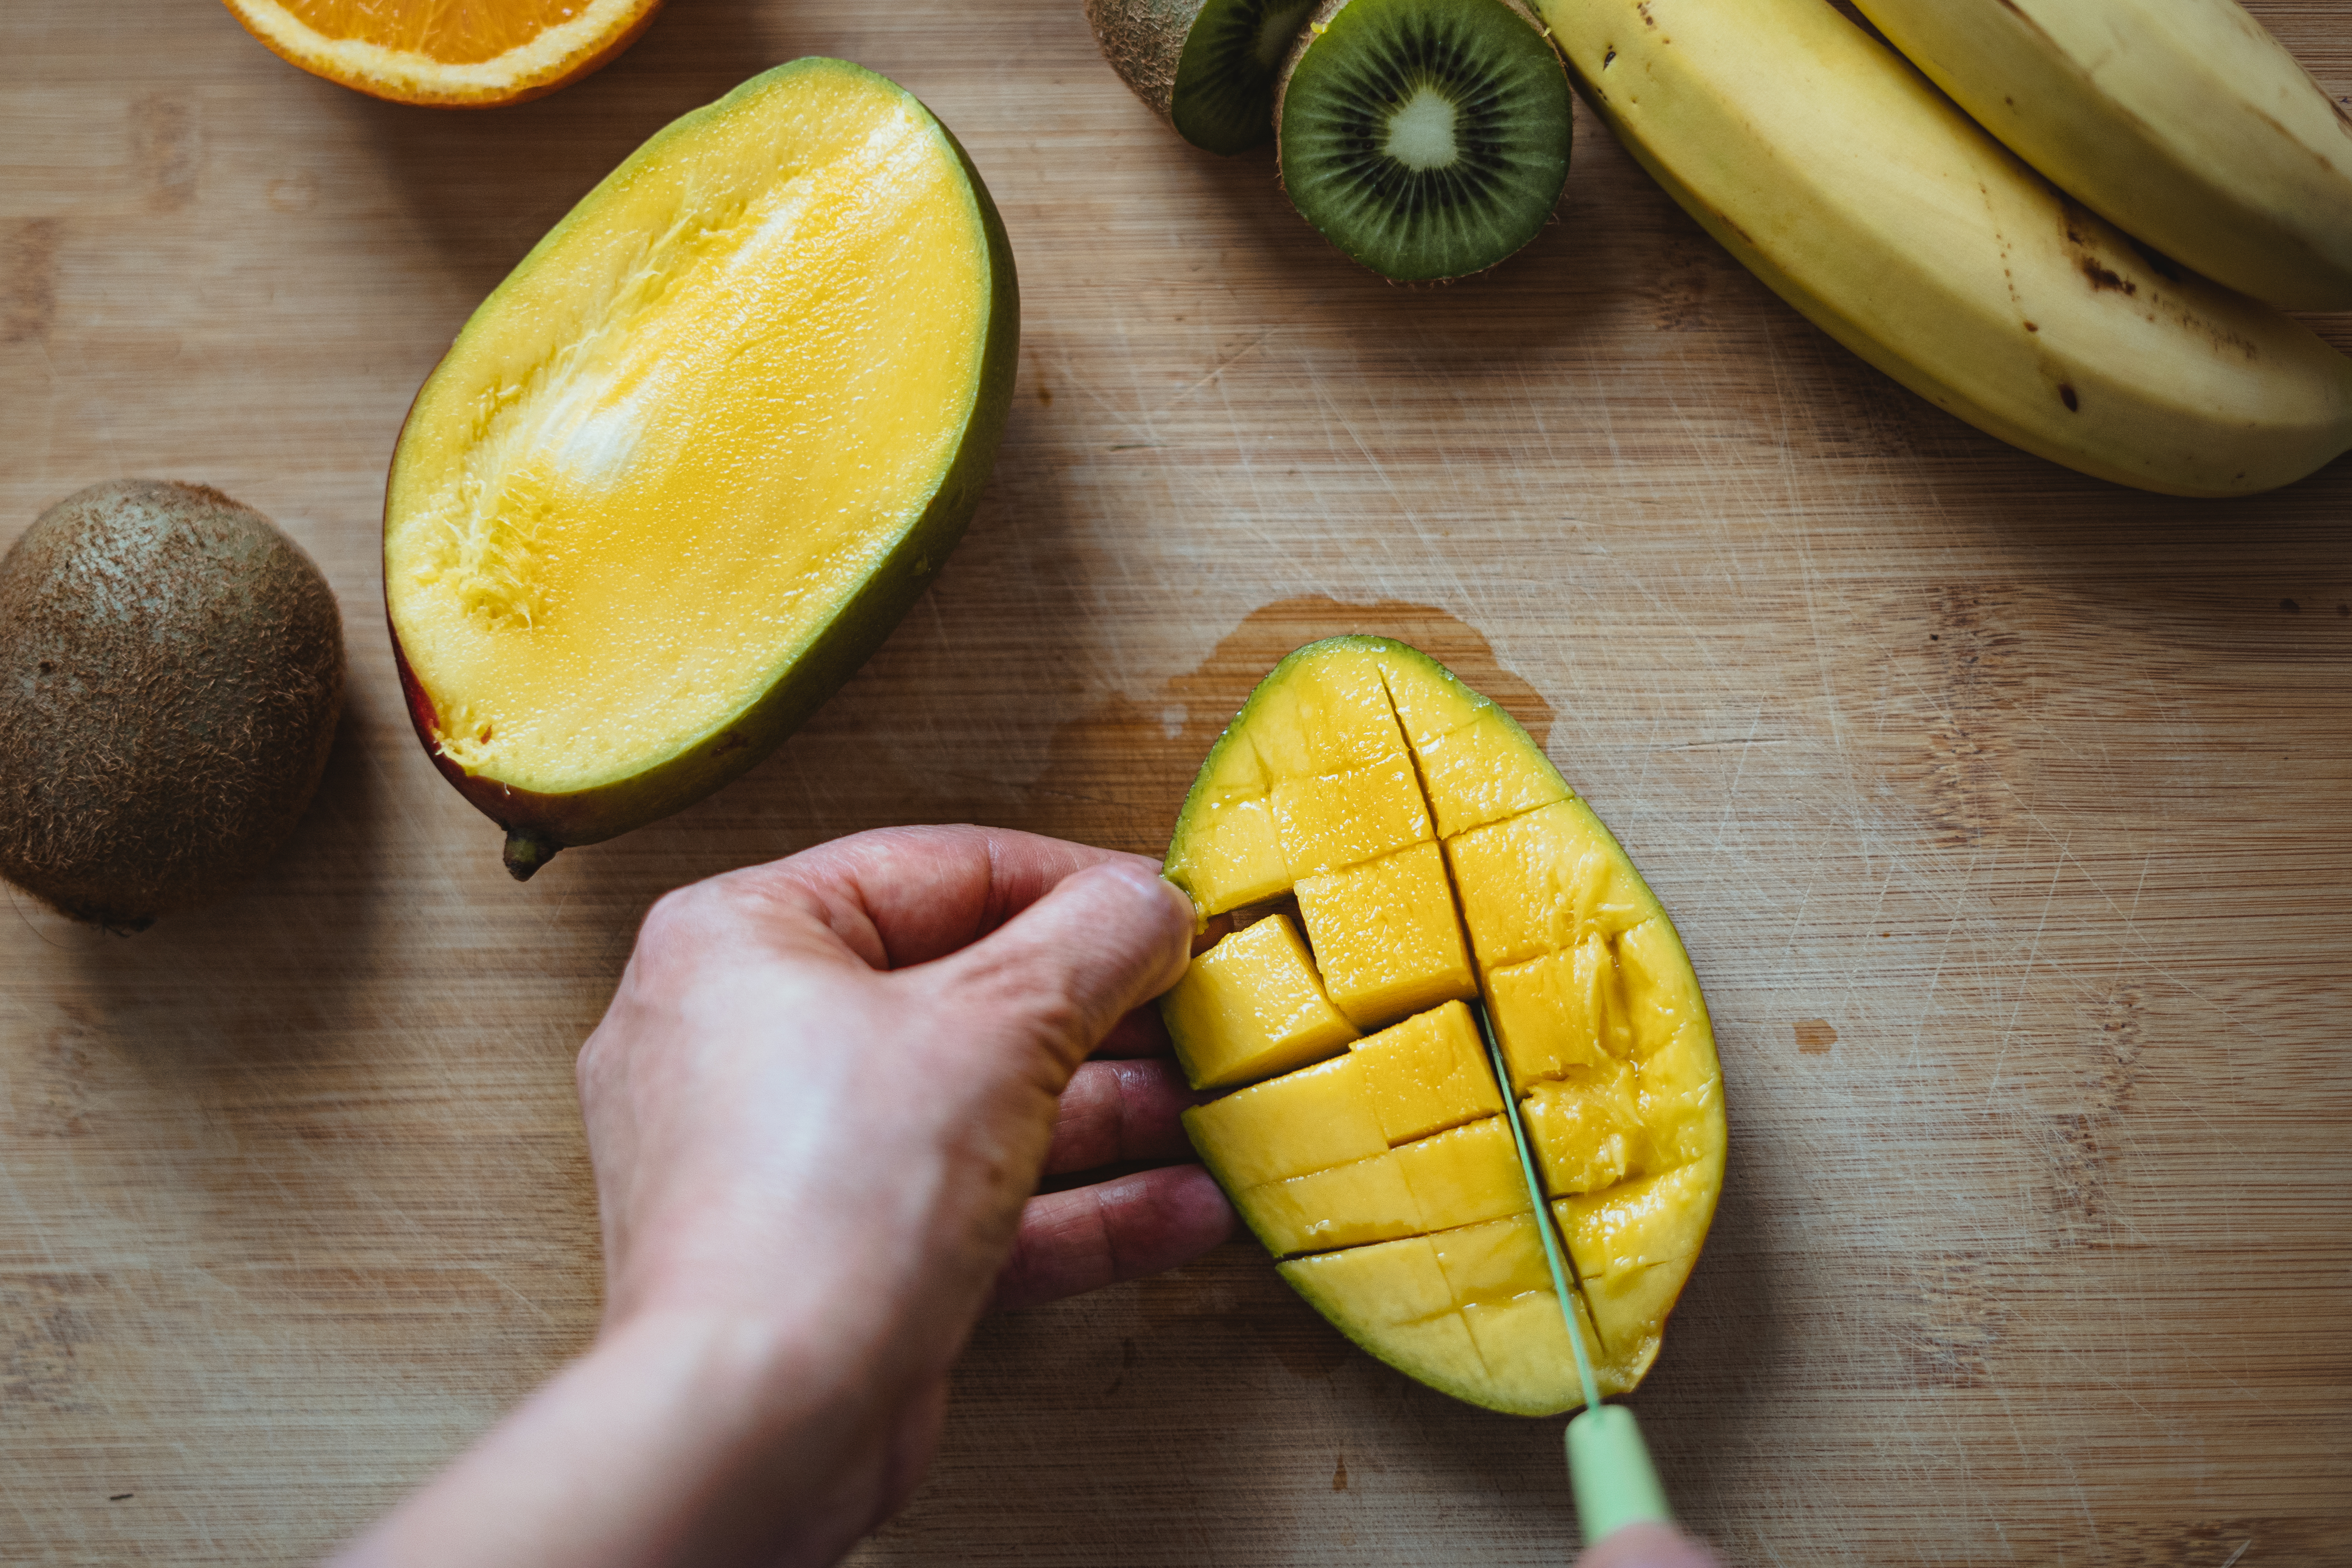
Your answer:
[4,1,2349,1563]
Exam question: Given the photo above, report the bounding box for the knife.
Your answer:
[1472,997,1674,1547]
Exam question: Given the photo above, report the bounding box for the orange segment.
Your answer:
[275,0,591,63]
[221,0,664,106]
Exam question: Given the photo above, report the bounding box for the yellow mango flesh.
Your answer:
[1160,912,1357,1089]
[1277,1214,1639,1417]
[1236,1153,1423,1254]
[386,61,994,797]
[1166,638,1725,1416]
[1349,1001,1504,1143]
[1182,1052,1388,1188]
[1394,1118,1536,1229]
[1270,758,1432,879]
[1485,939,1625,1090]
[1294,841,1478,1028]
[1415,710,1571,839]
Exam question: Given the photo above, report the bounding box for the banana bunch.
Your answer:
[1859,0,2352,312]
[1533,0,2352,497]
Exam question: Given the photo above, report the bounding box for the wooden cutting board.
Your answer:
[4,2,2347,1562]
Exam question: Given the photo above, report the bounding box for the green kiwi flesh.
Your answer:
[1277,0,1572,281]
[0,481,345,931]
[1087,0,1317,155]
[1174,0,1319,153]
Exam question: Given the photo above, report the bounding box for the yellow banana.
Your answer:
[1532,0,2352,498]
[1857,0,2352,311]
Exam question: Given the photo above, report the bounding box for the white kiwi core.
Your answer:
[1383,85,1459,170]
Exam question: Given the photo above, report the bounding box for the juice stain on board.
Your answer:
[1034,595,1554,860]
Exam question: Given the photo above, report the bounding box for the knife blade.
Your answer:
[1471,996,1675,1547]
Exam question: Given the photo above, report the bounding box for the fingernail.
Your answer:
[1102,861,1192,923]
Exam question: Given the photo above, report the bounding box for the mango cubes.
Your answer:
[1160,638,1726,1416]
[1162,912,1357,1087]
[1296,843,1478,1028]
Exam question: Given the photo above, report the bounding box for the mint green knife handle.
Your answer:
[1566,1405,1672,1544]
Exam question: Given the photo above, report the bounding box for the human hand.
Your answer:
[337,826,1218,1568]
[582,824,1215,1322]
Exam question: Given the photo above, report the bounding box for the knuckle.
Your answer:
[955,948,1093,1049]
[1049,1067,1119,1169]
[635,884,706,956]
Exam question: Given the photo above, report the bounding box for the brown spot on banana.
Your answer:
[2079,256,2135,295]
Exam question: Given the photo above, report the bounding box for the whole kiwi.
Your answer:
[0,480,346,931]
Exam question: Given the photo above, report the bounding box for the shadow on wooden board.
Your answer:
[37,692,391,1074]
[862,1227,1766,1563]
[6,696,416,1269]
[1155,101,1629,369]
[333,0,1623,409]
[334,0,795,305]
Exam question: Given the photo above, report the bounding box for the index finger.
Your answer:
[718,824,1171,971]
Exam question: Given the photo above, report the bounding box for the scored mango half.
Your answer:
[1161,637,1725,1416]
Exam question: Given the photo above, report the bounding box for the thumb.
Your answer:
[925,860,1193,1072]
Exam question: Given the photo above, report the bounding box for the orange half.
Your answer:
[222,0,665,107]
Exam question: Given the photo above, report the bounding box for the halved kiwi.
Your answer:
[1276,0,1572,281]
[1087,0,1319,155]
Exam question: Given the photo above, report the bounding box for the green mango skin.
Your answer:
[386,59,1020,879]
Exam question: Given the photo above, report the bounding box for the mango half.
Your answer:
[385,60,1017,877]
[1162,638,1725,1415]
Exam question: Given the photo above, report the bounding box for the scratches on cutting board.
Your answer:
[1913,587,2026,850]
[2042,984,2145,1248]
[1,219,59,346]
[1,1007,105,1140]
[2,1274,99,1414]
[1645,230,1721,333]
[1895,1254,2011,1391]
[1132,1262,1354,1382]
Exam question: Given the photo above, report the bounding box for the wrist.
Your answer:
[338,1306,895,1568]
[584,1305,927,1568]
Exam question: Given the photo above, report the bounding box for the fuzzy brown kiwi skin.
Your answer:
[1273,0,1560,283]
[0,480,346,932]
[1270,0,1344,139]
[1084,0,1200,125]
